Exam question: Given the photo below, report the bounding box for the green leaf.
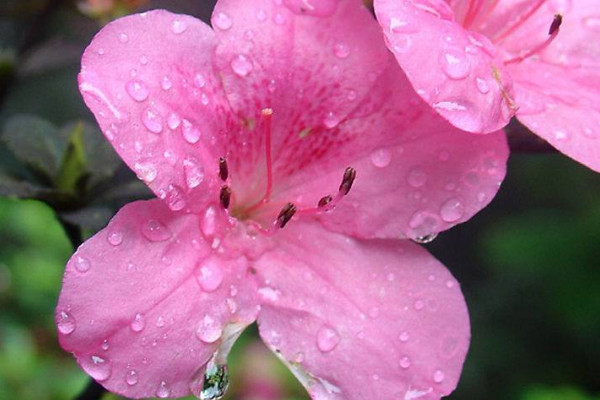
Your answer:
[54,122,86,194]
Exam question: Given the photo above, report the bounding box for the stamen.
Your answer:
[504,14,562,65]
[339,167,356,195]
[491,0,547,44]
[318,195,333,208]
[261,108,274,204]
[220,185,231,209]
[463,0,485,30]
[276,202,297,228]
[219,157,228,181]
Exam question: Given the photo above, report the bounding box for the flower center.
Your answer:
[216,108,356,234]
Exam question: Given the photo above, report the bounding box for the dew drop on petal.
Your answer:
[212,12,233,30]
[476,77,489,94]
[74,255,91,273]
[141,219,172,242]
[439,50,470,80]
[57,311,76,335]
[197,362,229,400]
[168,112,181,130]
[399,356,411,369]
[440,197,465,222]
[202,206,216,237]
[399,331,410,343]
[433,370,445,383]
[196,316,223,343]
[196,259,224,292]
[107,229,124,246]
[134,162,157,183]
[194,73,207,88]
[182,119,201,144]
[316,325,340,353]
[370,148,392,168]
[130,313,145,332]
[126,370,139,386]
[126,80,149,102]
[333,42,350,59]
[323,111,340,128]
[81,355,112,381]
[172,20,188,34]
[230,54,253,77]
[184,157,205,189]
[119,33,129,43]
[407,168,428,188]
[413,233,438,244]
[413,299,425,310]
[165,184,186,211]
[142,109,163,134]
[256,9,267,21]
[156,381,171,398]
[161,76,173,91]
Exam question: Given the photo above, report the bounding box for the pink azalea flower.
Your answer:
[375,0,600,172]
[57,0,508,399]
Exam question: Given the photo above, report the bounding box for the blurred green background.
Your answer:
[1,1,599,399]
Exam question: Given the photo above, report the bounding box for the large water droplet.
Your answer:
[333,42,350,59]
[476,77,490,94]
[130,313,145,332]
[165,184,186,211]
[81,355,112,381]
[184,157,204,189]
[212,12,233,30]
[439,50,470,80]
[172,20,188,34]
[156,381,171,398]
[198,362,229,400]
[142,219,172,242]
[370,148,392,168]
[107,229,124,246]
[126,80,149,102]
[196,259,224,292]
[142,109,163,134]
[134,162,158,183]
[433,369,445,383]
[196,316,222,343]
[74,255,91,273]
[57,311,76,335]
[316,325,340,353]
[126,370,139,386]
[230,55,253,77]
[323,111,340,128]
[440,197,465,222]
[182,119,201,144]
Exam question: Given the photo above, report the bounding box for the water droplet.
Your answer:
[196,315,222,343]
[130,313,145,332]
[433,369,445,383]
[407,168,428,187]
[196,259,224,292]
[316,325,340,353]
[57,311,76,334]
[139,55,148,65]
[107,229,124,246]
[476,77,489,94]
[399,331,410,342]
[413,233,438,244]
[126,370,138,386]
[142,109,163,134]
[389,17,416,33]
[119,33,129,43]
[126,80,149,102]
[230,54,253,77]
[347,89,357,101]
[413,299,425,310]
[439,50,470,80]
[101,339,109,350]
[142,219,172,242]
[583,16,600,32]
[74,255,91,273]
[370,148,392,168]
[182,119,201,144]
[184,157,204,189]
[446,280,455,288]
[399,356,411,369]
[333,42,350,59]
[165,184,186,211]
[156,381,171,398]
[198,362,229,400]
[97,47,106,55]
[440,197,465,222]
[323,111,340,128]
[172,20,188,34]
[202,206,216,237]
[256,9,267,21]
[193,73,207,89]
[274,13,286,25]
[134,162,158,183]
[161,76,173,91]
[168,112,181,130]
[81,355,112,381]
[554,129,569,141]
[213,12,233,30]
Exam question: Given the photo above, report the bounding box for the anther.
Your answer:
[318,195,333,208]
[338,167,356,195]
[548,14,562,35]
[219,185,231,209]
[219,157,228,181]
[276,202,297,228]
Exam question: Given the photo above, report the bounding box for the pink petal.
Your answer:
[374,0,515,133]
[78,10,230,213]
[253,221,470,400]
[56,200,258,398]
[212,0,389,135]
[280,60,508,240]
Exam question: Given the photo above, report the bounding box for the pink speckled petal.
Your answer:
[56,200,258,398]
[254,221,470,400]
[278,60,508,240]
[79,10,231,214]
[374,0,515,133]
